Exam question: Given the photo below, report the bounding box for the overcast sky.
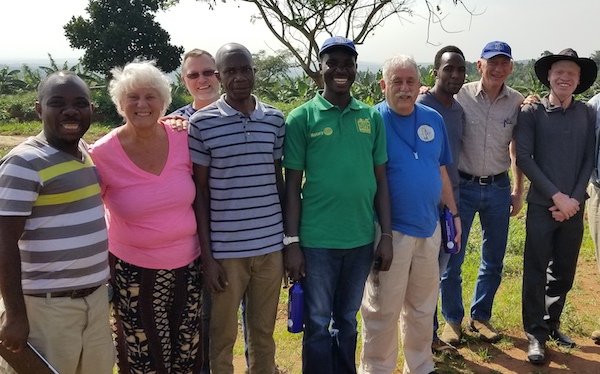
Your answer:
[1,0,597,65]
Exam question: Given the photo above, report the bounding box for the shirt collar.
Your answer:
[313,92,361,112]
[475,79,510,100]
[541,95,576,112]
[215,94,265,120]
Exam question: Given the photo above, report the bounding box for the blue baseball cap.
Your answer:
[481,41,512,59]
[319,36,358,57]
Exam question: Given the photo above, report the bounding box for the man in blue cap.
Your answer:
[440,41,525,344]
[283,36,392,374]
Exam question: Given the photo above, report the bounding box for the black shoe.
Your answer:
[527,339,546,365]
[550,329,576,348]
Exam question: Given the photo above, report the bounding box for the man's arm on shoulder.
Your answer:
[283,168,304,281]
[192,164,228,293]
[161,114,188,131]
[373,163,393,271]
[0,216,29,353]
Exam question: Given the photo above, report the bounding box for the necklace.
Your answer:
[550,91,571,110]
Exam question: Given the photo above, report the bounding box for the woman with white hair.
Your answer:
[90,60,202,373]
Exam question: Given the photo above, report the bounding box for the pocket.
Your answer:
[459,178,472,188]
[494,176,511,190]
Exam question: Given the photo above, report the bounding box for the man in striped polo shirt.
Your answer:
[189,43,285,374]
[0,72,115,374]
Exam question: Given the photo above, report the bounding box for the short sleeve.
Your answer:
[282,109,308,171]
[371,110,388,166]
[0,154,40,216]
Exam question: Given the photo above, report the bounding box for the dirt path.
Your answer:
[0,135,28,148]
[441,258,600,374]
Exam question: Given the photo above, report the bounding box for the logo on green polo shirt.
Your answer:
[310,127,334,138]
[357,118,371,134]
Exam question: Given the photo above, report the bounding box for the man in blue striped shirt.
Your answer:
[189,42,285,374]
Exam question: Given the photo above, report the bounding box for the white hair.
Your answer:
[109,60,172,117]
[382,54,419,82]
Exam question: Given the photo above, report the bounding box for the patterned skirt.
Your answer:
[111,255,203,374]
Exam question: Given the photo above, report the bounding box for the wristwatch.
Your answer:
[283,236,300,246]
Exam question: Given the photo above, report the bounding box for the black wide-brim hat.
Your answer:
[534,48,597,94]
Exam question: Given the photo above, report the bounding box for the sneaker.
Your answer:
[432,338,462,358]
[470,319,501,343]
[591,329,600,345]
[440,322,462,345]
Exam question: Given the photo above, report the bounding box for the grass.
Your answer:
[2,122,599,373]
[0,121,115,144]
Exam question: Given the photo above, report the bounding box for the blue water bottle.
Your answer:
[288,282,304,333]
[441,205,458,254]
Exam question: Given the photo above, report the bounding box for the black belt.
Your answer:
[27,285,101,299]
[459,170,508,185]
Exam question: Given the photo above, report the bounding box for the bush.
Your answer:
[264,99,307,117]
[167,90,193,114]
[91,88,122,125]
[0,92,38,123]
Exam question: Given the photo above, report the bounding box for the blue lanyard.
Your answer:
[385,107,419,159]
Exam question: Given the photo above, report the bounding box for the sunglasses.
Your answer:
[185,70,216,79]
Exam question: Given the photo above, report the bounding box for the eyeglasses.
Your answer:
[185,70,216,79]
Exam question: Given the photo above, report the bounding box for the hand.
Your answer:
[284,243,305,281]
[160,115,188,131]
[551,192,580,219]
[375,234,393,271]
[453,217,462,252]
[510,192,523,217]
[419,85,431,95]
[521,94,540,107]
[201,257,228,293]
[549,205,568,222]
[0,314,29,353]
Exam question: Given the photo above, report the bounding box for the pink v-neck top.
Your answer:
[90,123,200,269]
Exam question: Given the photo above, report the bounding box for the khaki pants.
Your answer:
[360,226,440,374]
[209,251,283,374]
[587,183,600,274]
[0,285,115,374]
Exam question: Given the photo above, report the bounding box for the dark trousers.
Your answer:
[522,203,584,343]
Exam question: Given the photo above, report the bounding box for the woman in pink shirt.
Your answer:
[90,60,202,373]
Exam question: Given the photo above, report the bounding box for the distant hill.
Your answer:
[2,58,532,74]
[0,58,82,71]
[1,59,388,76]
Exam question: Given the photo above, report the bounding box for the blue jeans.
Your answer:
[301,244,374,374]
[440,175,511,323]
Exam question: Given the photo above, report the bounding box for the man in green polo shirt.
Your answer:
[283,36,392,374]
